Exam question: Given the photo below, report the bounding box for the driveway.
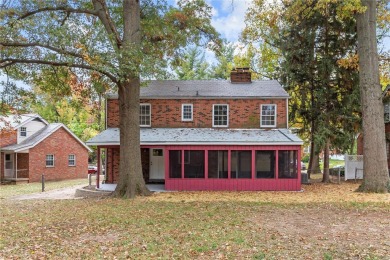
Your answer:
[9,184,86,200]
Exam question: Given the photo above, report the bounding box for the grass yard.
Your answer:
[0,177,96,199]
[1,182,389,259]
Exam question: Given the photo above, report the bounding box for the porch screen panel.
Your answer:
[184,150,205,178]
[256,151,275,178]
[278,150,298,179]
[231,151,252,179]
[208,150,228,178]
[169,150,181,178]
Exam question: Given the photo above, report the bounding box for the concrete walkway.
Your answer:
[9,184,168,200]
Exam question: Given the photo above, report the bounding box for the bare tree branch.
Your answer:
[0,42,84,59]
[0,58,118,84]
[17,6,98,20]
[92,0,122,49]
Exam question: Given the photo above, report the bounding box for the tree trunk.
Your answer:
[113,0,151,198]
[357,0,389,192]
[322,139,330,183]
[114,80,151,198]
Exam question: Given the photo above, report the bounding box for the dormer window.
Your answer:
[20,127,27,137]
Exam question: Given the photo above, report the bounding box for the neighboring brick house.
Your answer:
[87,68,303,191]
[0,114,91,183]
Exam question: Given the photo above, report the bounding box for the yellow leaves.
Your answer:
[337,54,359,70]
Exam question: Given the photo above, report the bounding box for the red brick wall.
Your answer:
[107,98,288,129]
[106,147,120,183]
[0,129,17,148]
[17,153,29,178]
[28,127,89,182]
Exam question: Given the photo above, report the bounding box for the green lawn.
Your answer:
[1,182,389,259]
[0,178,91,199]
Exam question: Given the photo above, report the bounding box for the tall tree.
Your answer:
[174,46,210,80]
[357,0,389,192]
[0,0,219,198]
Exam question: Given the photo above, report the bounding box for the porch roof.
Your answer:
[1,123,92,152]
[86,128,303,146]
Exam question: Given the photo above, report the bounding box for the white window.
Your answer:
[213,104,229,127]
[261,104,277,127]
[139,103,151,127]
[68,154,76,166]
[20,127,27,137]
[46,154,54,167]
[182,104,193,121]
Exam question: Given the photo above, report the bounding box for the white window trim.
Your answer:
[140,103,151,127]
[260,104,277,128]
[182,104,193,121]
[46,154,55,167]
[20,127,27,137]
[212,104,229,127]
[68,154,76,166]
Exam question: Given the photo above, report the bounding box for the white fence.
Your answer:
[344,154,363,180]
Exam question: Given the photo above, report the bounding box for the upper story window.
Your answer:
[20,127,27,137]
[385,103,390,123]
[68,154,76,166]
[261,104,277,127]
[140,103,151,127]
[46,154,54,167]
[182,104,193,121]
[213,104,229,127]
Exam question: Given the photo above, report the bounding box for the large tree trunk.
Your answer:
[357,0,389,192]
[322,139,330,183]
[114,0,151,198]
[114,80,151,198]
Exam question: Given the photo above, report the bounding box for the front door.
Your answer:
[150,148,165,180]
[4,153,14,178]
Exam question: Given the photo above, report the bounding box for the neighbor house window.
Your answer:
[68,154,76,166]
[46,154,54,167]
[261,104,277,127]
[182,104,193,121]
[213,104,229,127]
[139,103,151,127]
[20,127,27,137]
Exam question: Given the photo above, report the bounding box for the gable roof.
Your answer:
[86,128,303,146]
[0,114,48,129]
[107,80,289,99]
[1,123,92,152]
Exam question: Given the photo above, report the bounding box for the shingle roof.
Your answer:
[86,128,303,146]
[1,123,92,152]
[106,80,288,99]
[0,114,48,129]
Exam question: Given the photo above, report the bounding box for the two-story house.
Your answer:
[87,68,303,191]
[0,114,91,183]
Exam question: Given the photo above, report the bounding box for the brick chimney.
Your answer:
[230,67,251,84]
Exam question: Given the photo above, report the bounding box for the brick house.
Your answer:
[87,68,303,191]
[0,114,91,183]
